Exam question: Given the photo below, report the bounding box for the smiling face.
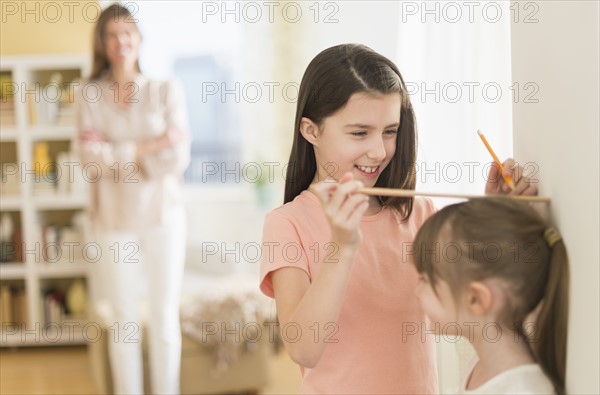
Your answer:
[308,92,400,186]
[102,16,141,70]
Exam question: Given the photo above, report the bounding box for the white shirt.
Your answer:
[77,75,190,230]
[460,358,556,394]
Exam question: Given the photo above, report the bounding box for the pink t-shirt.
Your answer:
[260,190,439,394]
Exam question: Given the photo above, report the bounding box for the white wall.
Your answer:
[510,1,599,393]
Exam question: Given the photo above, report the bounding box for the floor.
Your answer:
[0,346,301,395]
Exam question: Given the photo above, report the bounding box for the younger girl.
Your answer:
[259,43,537,394]
[413,198,568,394]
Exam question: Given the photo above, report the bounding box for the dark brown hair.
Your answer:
[285,44,417,221]
[414,198,569,394]
[89,3,141,80]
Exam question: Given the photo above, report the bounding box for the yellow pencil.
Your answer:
[477,130,516,191]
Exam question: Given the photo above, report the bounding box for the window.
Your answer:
[124,1,245,184]
[173,56,240,183]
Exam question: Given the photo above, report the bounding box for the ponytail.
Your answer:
[414,199,570,393]
[532,236,569,395]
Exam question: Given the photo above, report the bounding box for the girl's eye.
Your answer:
[351,131,367,136]
[384,129,398,135]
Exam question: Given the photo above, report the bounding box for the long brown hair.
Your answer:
[414,198,569,394]
[89,3,141,80]
[285,44,417,221]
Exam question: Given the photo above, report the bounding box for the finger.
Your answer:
[511,176,530,195]
[502,158,520,182]
[84,131,105,142]
[310,182,339,208]
[338,172,354,184]
[168,129,183,142]
[502,158,516,173]
[525,183,538,196]
[172,133,184,143]
[485,162,502,194]
[337,193,370,222]
[515,182,538,196]
[329,180,364,213]
[346,199,370,227]
[329,201,367,238]
[510,179,529,195]
[80,133,99,142]
[309,182,338,203]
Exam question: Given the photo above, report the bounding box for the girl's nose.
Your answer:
[366,136,387,161]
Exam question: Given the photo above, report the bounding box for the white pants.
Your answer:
[92,208,186,395]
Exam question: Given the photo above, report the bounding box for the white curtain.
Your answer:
[398,1,514,207]
[397,1,513,392]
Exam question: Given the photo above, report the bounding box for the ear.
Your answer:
[299,117,320,146]
[466,281,493,316]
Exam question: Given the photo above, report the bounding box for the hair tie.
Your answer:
[543,227,562,248]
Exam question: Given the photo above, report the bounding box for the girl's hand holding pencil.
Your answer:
[310,172,370,250]
[478,130,538,197]
[484,157,538,196]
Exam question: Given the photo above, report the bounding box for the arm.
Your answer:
[271,173,369,368]
[77,88,138,180]
[137,80,191,179]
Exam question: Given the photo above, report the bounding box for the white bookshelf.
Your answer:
[0,54,90,347]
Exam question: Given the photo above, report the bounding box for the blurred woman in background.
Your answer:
[77,3,190,394]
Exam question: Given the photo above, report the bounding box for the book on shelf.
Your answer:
[0,101,16,127]
[32,142,56,195]
[30,149,87,196]
[56,151,87,196]
[42,288,66,325]
[56,103,76,126]
[0,73,16,127]
[40,224,84,264]
[13,227,23,263]
[0,163,20,195]
[0,227,23,263]
[0,211,22,262]
[25,83,77,128]
[0,286,11,324]
[41,225,58,263]
[12,288,27,326]
[27,93,37,125]
[0,286,27,328]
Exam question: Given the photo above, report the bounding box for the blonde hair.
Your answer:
[414,197,569,394]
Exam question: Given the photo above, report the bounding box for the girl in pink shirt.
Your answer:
[259,44,537,394]
[412,198,568,394]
